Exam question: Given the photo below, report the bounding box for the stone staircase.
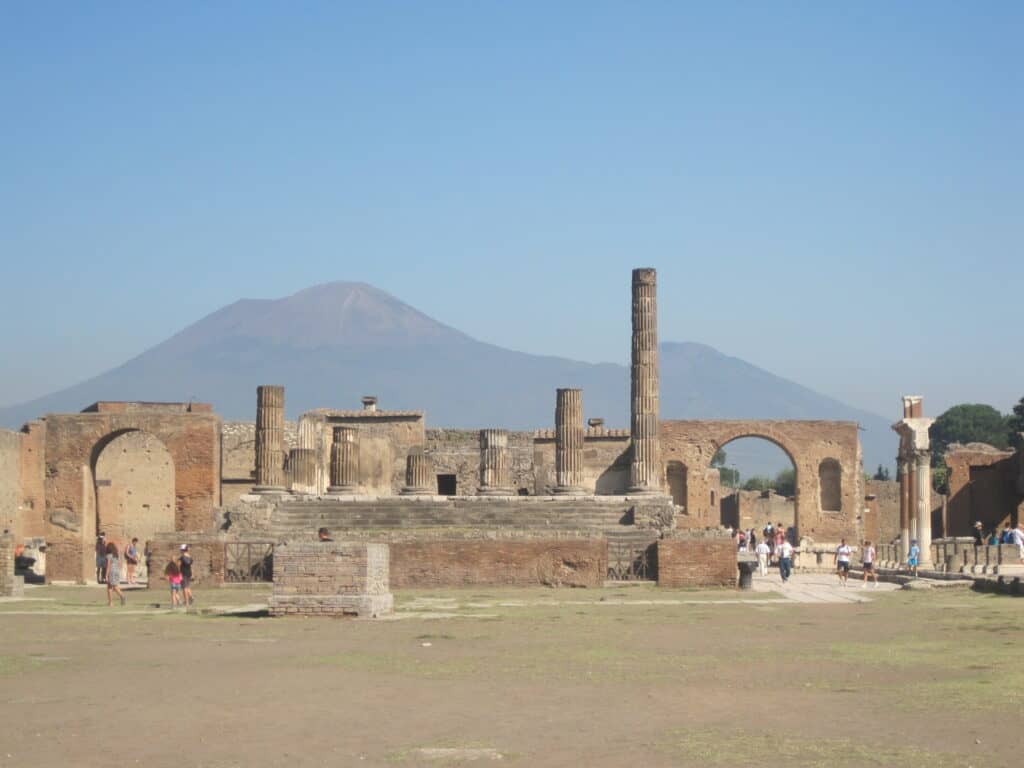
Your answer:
[269,497,644,541]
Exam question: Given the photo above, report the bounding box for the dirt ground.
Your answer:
[0,581,1020,767]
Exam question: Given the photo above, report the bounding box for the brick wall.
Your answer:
[0,532,23,597]
[270,542,392,617]
[657,532,736,588]
[389,538,607,588]
[146,534,228,588]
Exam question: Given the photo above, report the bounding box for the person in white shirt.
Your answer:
[777,539,794,583]
[860,540,878,588]
[755,540,770,576]
[834,538,853,586]
[1012,524,1024,563]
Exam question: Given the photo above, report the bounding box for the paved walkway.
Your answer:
[751,571,901,603]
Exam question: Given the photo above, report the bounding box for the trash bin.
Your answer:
[737,553,757,590]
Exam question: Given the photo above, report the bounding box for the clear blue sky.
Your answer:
[2,2,1021,421]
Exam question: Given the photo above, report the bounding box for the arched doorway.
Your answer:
[709,436,799,540]
[92,430,175,563]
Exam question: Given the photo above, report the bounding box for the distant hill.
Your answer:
[0,282,895,474]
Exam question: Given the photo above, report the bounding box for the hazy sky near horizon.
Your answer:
[2,2,1021,421]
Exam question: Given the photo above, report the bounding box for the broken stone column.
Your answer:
[401,448,434,495]
[254,385,285,493]
[554,388,585,494]
[629,268,661,493]
[289,448,317,495]
[478,429,513,496]
[328,426,359,494]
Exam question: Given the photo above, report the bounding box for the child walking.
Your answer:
[165,560,184,608]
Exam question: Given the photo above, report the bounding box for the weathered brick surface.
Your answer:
[389,538,607,588]
[269,542,392,617]
[0,533,24,597]
[146,533,229,588]
[945,445,1021,537]
[657,532,736,588]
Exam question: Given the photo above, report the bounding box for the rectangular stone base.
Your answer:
[269,593,393,617]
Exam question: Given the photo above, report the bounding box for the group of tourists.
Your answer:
[834,538,880,588]
[741,521,796,581]
[94,532,144,606]
[973,520,1024,561]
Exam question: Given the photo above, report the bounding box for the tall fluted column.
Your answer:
[401,448,434,495]
[478,429,513,496]
[289,448,316,494]
[629,268,661,493]
[915,450,933,568]
[254,385,285,493]
[328,426,359,493]
[898,457,910,562]
[554,388,584,494]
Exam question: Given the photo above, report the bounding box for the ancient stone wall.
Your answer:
[389,538,607,588]
[656,530,736,587]
[221,421,298,504]
[533,430,631,495]
[661,420,862,542]
[427,429,535,495]
[270,541,392,617]
[17,421,46,541]
[299,409,425,496]
[866,479,899,545]
[945,444,1021,537]
[146,533,228,589]
[0,532,23,597]
[94,431,175,548]
[720,490,795,532]
[40,403,221,582]
[0,430,20,535]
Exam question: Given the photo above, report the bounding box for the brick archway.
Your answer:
[661,420,862,543]
[39,403,221,581]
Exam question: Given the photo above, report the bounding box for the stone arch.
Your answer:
[91,429,175,552]
[818,458,842,512]
[707,431,802,538]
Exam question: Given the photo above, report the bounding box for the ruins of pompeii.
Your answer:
[1,268,1022,766]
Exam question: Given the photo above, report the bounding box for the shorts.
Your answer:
[837,561,850,572]
[96,555,106,568]
[170,583,182,591]
[181,576,192,589]
[862,562,874,572]
[908,558,918,567]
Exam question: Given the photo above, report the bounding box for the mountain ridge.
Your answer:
[0,282,895,473]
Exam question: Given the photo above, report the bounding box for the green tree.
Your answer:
[742,476,771,492]
[711,448,739,487]
[773,468,796,497]
[872,464,891,481]
[1008,396,1024,448]
[929,404,1009,462]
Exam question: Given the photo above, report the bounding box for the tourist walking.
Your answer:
[124,537,140,585]
[972,521,984,546]
[835,538,852,586]
[907,539,920,578]
[1012,523,1024,563]
[165,560,183,607]
[95,532,107,583]
[104,542,126,606]
[861,540,878,588]
[755,539,770,576]
[179,544,194,607]
[777,538,794,583]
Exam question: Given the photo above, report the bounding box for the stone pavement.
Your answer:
[751,571,901,604]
